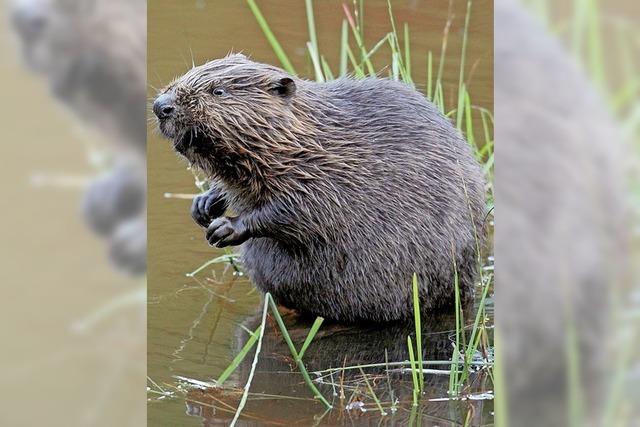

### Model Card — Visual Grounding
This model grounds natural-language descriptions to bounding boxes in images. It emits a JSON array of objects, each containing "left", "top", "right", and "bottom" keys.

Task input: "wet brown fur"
[{"left": 156, "top": 54, "right": 486, "bottom": 323}]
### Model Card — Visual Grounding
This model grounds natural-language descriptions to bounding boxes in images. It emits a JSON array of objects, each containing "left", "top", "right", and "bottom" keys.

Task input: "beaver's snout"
[
  {"left": 11, "top": 0, "right": 48, "bottom": 44},
  {"left": 153, "top": 93, "right": 177, "bottom": 119}
]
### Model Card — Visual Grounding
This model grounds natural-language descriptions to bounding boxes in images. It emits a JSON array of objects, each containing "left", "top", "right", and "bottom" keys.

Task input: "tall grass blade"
[
  {"left": 229, "top": 295, "right": 269, "bottom": 426},
  {"left": 427, "top": 51, "right": 433, "bottom": 100},
  {"left": 359, "top": 33, "right": 392, "bottom": 70},
  {"left": 342, "top": 3, "right": 376, "bottom": 76},
  {"left": 386, "top": 0, "right": 410, "bottom": 83},
  {"left": 483, "top": 152, "right": 495, "bottom": 177},
  {"left": 448, "top": 244, "right": 464, "bottom": 395},
  {"left": 304, "top": 0, "right": 324, "bottom": 82},
  {"left": 457, "top": 0, "right": 472, "bottom": 129},
  {"left": 217, "top": 325, "right": 262, "bottom": 385},
  {"left": 339, "top": 20, "right": 349, "bottom": 76},
  {"left": 448, "top": 346, "right": 461, "bottom": 396},
  {"left": 306, "top": 42, "right": 325, "bottom": 83},
  {"left": 266, "top": 294, "right": 332, "bottom": 409},
  {"left": 408, "top": 404, "right": 419, "bottom": 426},
  {"left": 320, "top": 56, "right": 335, "bottom": 80},
  {"left": 459, "top": 273, "right": 492, "bottom": 386},
  {"left": 404, "top": 23, "right": 412, "bottom": 80},
  {"left": 346, "top": 45, "right": 365, "bottom": 77},
  {"left": 384, "top": 349, "right": 397, "bottom": 413},
  {"left": 458, "top": 0, "right": 472, "bottom": 89},
  {"left": 571, "top": 0, "right": 588, "bottom": 57},
  {"left": 298, "top": 316, "right": 324, "bottom": 359},
  {"left": 247, "top": 0, "right": 297, "bottom": 75},
  {"left": 359, "top": 367, "right": 387, "bottom": 415},
  {"left": 456, "top": 83, "right": 467, "bottom": 130},
  {"left": 434, "top": 83, "right": 445, "bottom": 113},
  {"left": 358, "top": 0, "right": 364, "bottom": 42},
  {"left": 407, "top": 336, "right": 419, "bottom": 406},
  {"left": 480, "top": 109, "right": 493, "bottom": 152},
  {"left": 585, "top": 0, "right": 605, "bottom": 90},
  {"left": 412, "top": 273, "right": 425, "bottom": 392},
  {"left": 464, "top": 88, "right": 476, "bottom": 148},
  {"left": 435, "top": 1, "right": 453, "bottom": 100},
  {"left": 187, "top": 253, "right": 238, "bottom": 277},
  {"left": 391, "top": 52, "right": 400, "bottom": 80}
]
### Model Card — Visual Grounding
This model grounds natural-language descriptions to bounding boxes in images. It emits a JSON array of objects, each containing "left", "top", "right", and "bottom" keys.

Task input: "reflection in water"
[
  {"left": 147, "top": 260, "right": 493, "bottom": 426},
  {"left": 179, "top": 303, "right": 491, "bottom": 426}
]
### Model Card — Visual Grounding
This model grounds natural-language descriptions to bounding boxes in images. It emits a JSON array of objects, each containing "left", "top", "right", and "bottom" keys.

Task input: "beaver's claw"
[
  {"left": 191, "top": 187, "right": 227, "bottom": 228},
  {"left": 206, "top": 216, "right": 249, "bottom": 248}
]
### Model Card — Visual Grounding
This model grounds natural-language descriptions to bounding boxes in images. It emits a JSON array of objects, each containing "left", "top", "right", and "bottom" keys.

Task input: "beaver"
[{"left": 154, "top": 54, "right": 485, "bottom": 323}]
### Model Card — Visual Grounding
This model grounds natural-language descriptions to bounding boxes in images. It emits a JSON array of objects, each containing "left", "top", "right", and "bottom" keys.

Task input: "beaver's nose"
[
  {"left": 153, "top": 94, "right": 176, "bottom": 119},
  {"left": 11, "top": 0, "right": 48, "bottom": 43}
]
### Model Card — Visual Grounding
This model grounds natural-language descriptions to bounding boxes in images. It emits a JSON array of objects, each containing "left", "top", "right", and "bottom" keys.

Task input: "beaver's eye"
[{"left": 212, "top": 88, "right": 226, "bottom": 96}]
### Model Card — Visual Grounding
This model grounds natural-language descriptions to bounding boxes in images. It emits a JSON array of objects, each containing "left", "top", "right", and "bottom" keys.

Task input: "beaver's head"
[{"left": 153, "top": 54, "right": 301, "bottom": 176}]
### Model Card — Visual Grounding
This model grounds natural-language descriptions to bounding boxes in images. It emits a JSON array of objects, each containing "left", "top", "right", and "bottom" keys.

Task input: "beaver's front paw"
[
  {"left": 191, "top": 187, "right": 227, "bottom": 228},
  {"left": 206, "top": 217, "right": 249, "bottom": 248}
]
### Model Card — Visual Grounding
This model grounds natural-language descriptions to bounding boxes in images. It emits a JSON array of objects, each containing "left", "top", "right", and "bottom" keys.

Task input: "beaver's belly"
[{"left": 238, "top": 238, "right": 410, "bottom": 322}]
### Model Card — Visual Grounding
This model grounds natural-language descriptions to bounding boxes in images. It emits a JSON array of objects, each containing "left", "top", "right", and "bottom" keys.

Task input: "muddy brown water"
[{"left": 148, "top": 1, "right": 493, "bottom": 425}]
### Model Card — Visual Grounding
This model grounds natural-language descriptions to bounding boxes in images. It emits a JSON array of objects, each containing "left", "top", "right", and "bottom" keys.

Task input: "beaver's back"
[{"left": 241, "top": 77, "right": 485, "bottom": 322}]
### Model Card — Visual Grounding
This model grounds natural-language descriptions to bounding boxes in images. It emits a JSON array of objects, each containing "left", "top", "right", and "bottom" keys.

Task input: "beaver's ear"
[{"left": 269, "top": 77, "right": 296, "bottom": 98}]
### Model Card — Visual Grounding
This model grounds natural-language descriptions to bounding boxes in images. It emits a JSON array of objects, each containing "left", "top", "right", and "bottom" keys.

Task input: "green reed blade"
[
  {"left": 407, "top": 335, "right": 419, "bottom": 406},
  {"left": 359, "top": 366, "right": 388, "bottom": 415},
  {"left": 298, "top": 316, "right": 324, "bottom": 359},
  {"left": 339, "top": 20, "right": 349, "bottom": 76},
  {"left": 247, "top": 0, "right": 296, "bottom": 75},
  {"left": 217, "top": 325, "right": 262, "bottom": 385},
  {"left": 266, "top": 294, "right": 332, "bottom": 409},
  {"left": 412, "top": 273, "right": 424, "bottom": 392},
  {"left": 305, "top": 0, "right": 324, "bottom": 82},
  {"left": 229, "top": 295, "right": 269, "bottom": 426}
]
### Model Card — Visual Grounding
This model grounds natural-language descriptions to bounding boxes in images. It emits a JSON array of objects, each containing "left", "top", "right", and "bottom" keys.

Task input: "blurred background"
[
  {"left": 1, "top": 0, "right": 145, "bottom": 425},
  {"left": 496, "top": 0, "right": 640, "bottom": 426}
]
